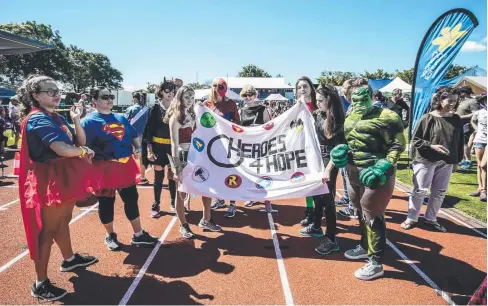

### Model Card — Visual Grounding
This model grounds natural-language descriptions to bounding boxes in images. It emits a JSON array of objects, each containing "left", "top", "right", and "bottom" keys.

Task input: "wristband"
[{"left": 79, "top": 146, "right": 87, "bottom": 157}]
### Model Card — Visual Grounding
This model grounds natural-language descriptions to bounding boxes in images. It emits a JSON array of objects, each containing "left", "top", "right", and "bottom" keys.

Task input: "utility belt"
[{"left": 152, "top": 136, "right": 171, "bottom": 145}]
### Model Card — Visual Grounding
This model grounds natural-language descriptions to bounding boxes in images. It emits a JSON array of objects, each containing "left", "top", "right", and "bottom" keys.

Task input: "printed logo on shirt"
[
  {"left": 263, "top": 122, "right": 274, "bottom": 130},
  {"left": 102, "top": 122, "right": 126, "bottom": 141},
  {"left": 256, "top": 176, "right": 273, "bottom": 190},
  {"left": 193, "top": 166, "right": 209, "bottom": 182},
  {"left": 200, "top": 112, "right": 216, "bottom": 128},
  {"left": 225, "top": 174, "right": 242, "bottom": 188},
  {"left": 193, "top": 137, "right": 205, "bottom": 152},
  {"left": 60, "top": 125, "right": 73, "bottom": 142},
  {"left": 232, "top": 125, "right": 244, "bottom": 133},
  {"left": 290, "top": 172, "right": 305, "bottom": 183}
]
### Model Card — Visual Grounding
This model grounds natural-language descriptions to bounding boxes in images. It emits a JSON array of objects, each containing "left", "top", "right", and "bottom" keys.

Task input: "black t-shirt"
[
  {"left": 240, "top": 105, "right": 266, "bottom": 126},
  {"left": 313, "top": 110, "right": 345, "bottom": 159},
  {"left": 143, "top": 103, "right": 170, "bottom": 143},
  {"left": 411, "top": 113, "right": 464, "bottom": 164}
]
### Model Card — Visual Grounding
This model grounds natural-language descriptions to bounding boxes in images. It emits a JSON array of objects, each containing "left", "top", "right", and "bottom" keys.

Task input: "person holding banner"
[
  {"left": 82, "top": 87, "right": 159, "bottom": 251},
  {"left": 168, "top": 86, "right": 222, "bottom": 238},
  {"left": 299, "top": 84, "right": 345, "bottom": 255},
  {"left": 295, "top": 76, "right": 319, "bottom": 226},
  {"left": 143, "top": 79, "right": 178, "bottom": 217},
  {"left": 204, "top": 78, "right": 242, "bottom": 215},
  {"left": 401, "top": 86, "right": 464, "bottom": 232},
  {"left": 238, "top": 85, "right": 276, "bottom": 213},
  {"left": 331, "top": 84, "right": 405, "bottom": 280},
  {"left": 125, "top": 92, "right": 150, "bottom": 185}
]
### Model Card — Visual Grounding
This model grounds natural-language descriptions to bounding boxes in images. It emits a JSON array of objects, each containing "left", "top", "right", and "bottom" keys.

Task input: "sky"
[{"left": 1, "top": 0, "right": 487, "bottom": 90}]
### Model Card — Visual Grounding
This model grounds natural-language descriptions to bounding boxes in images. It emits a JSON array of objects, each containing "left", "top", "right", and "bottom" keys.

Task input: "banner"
[
  {"left": 409, "top": 8, "right": 478, "bottom": 140},
  {"left": 179, "top": 102, "right": 329, "bottom": 201}
]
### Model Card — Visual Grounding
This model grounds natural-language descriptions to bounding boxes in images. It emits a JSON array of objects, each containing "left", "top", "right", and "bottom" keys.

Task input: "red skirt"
[
  {"left": 24, "top": 157, "right": 98, "bottom": 208},
  {"left": 93, "top": 156, "right": 141, "bottom": 195}
]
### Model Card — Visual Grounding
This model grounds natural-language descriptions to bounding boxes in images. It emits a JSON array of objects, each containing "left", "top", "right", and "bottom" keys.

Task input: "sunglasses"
[
  {"left": 101, "top": 94, "right": 115, "bottom": 100},
  {"left": 38, "top": 89, "right": 60, "bottom": 97},
  {"left": 242, "top": 93, "right": 254, "bottom": 98},
  {"left": 213, "top": 84, "right": 225, "bottom": 90}
]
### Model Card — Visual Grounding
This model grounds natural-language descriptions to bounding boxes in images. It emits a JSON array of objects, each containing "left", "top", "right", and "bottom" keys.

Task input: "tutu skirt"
[{"left": 93, "top": 156, "right": 141, "bottom": 195}]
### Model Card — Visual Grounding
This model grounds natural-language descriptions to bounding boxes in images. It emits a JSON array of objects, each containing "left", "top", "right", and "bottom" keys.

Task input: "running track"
[{"left": 0, "top": 156, "right": 486, "bottom": 305}]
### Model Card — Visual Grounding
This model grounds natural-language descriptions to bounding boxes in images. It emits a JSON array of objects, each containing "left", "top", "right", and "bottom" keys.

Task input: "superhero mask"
[
  {"left": 162, "top": 78, "right": 176, "bottom": 93},
  {"left": 213, "top": 79, "right": 227, "bottom": 98},
  {"left": 351, "top": 87, "right": 372, "bottom": 115}
]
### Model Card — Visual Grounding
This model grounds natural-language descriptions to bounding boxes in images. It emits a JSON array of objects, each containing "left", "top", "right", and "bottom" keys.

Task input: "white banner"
[{"left": 179, "top": 102, "right": 329, "bottom": 200}]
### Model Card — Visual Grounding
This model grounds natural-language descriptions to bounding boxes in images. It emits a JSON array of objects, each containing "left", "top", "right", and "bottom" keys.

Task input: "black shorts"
[{"left": 143, "top": 142, "right": 171, "bottom": 167}]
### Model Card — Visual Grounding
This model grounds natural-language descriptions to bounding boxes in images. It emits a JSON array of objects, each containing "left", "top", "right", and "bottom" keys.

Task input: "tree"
[
  {"left": 395, "top": 68, "right": 414, "bottom": 84},
  {"left": 0, "top": 21, "right": 71, "bottom": 88},
  {"left": 146, "top": 83, "right": 157, "bottom": 93},
  {"left": 276, "top": 74, "right": 283, "bottom": 78},
  {"left": 187, "top": 82, "right": 208, "bottom": 89},
  {"left": 444, "top": 64, "right": 468, "bottom": 80},
  {"left": 237, "top": 64, "right": 271, "bottom": 77},
  {"left": 361, "top": 69, "right": 394, "bottom": 80},
  {"left": 316, "top": 71, "right": 357, "bottom": 86}
]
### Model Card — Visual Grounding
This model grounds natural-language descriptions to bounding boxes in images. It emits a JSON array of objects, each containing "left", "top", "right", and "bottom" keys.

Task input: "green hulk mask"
[{"left": 350, "top": 87, "right": 372, "bottom": 115}]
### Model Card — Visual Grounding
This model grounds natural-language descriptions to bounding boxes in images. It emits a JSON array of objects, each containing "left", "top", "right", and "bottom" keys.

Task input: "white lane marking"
[
  {"left": 0, "top": 203, "right": 99, "bottom": 273},
  {"left": 0, "top": 199, "right": 19, "bottom": 210},
  {"left": 336, "top": 191, "right": 454, "bottom": 305},
  {"left": 394, "top": 185, "right": 487, "bottom": 239},
  {"left": 118, "top": 216, "right": 177, "bottom": 305},
  {"left": 267, "top": 212, "right": 294, "bottom": 306}
]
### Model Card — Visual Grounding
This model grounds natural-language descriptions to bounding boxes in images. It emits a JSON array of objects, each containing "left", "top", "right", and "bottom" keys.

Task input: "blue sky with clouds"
[{"left": 2, "top": 0, "right": 487, "bottom": 89}]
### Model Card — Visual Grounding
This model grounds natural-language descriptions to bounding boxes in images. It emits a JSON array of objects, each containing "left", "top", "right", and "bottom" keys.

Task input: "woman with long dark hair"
[
  {"left": 295, "top": 76, "right": 318, "bottom": 226},
  {"left": 300, "top": 84, "right": 345, "bottom": 255}
]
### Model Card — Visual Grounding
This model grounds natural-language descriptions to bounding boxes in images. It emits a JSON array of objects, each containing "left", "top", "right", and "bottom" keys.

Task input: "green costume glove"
[
  {"left": 359, "top": 159, "right": 393, "bottom": 188},
  {"left": 330, "top": 144, "right": 350, "bottom": 168}
]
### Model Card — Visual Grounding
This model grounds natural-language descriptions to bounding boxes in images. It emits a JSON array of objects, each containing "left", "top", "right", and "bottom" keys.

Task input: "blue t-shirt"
[
  {"left": 124, "top": 104, "right": 149, "bottom": 136},
  {"left": 26, "top": 112, "right": 75, "bottom": 162},
  {"left": 82, "top": 112, "right": 138, "bottom": 160}
]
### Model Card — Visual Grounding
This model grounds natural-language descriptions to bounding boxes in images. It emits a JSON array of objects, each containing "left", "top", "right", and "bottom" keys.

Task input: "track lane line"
[{"left": 0, "top": 199, "right": 19, "bottom": 210}]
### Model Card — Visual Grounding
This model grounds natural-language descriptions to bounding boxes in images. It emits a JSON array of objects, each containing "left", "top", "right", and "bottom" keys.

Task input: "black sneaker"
[
  {"left": 198, "top": 219, "right": 222, "bottom": 232},
  {"left": 300, "top": 208, "right": 314, "bottom": 227},
  {"left": 60, "top": 253, "right": 98, "bottom": 272},
  {"left": 105, "top": 232, "right": 121, "bottom": 251},
  {"left": 299, "top": 224, "right": 324, "bottom": 237},
  {"left": 31, "top": 279, "right": 68, "bottom": 301},
  {"left": 338, "top": 207, "right": 358, "bottom": 219},
  {"left": 334, "top": 196, "right": 350, "bottom": 206},
  {"left": 138, "top": 177, "right": 150, "bottom": 185},
  {"left": 131, "top": 230, "right": 159, "bottom": 247},
  {"left": 210, "top": 199, "right": 226, "bottom": 210},
  {"left": 151, "top": 202, "right": 160, "bottom": 218},
  {"left": 180, "top": 223, "right": 195, "bottom": 239}
]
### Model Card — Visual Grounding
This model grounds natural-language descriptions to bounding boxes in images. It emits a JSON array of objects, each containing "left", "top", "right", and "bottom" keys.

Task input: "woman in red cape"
[{"left": 17, "top": 75, "right": 98, "bottom": 301}]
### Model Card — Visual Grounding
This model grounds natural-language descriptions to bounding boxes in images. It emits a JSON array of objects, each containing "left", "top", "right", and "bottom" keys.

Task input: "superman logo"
[
  {"left": 60, "top": 125, "right": 73, "bottom": 142},
  {"left": 232, "top": 125, "right": 244, "bottom": 133},
  {"left": 102, "top": 122, "right": 125, "bottom": 141}
]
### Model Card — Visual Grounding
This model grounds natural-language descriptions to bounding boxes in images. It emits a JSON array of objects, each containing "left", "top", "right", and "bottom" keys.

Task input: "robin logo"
[
  {"left": 60, "top": 125, "right": 73, "bottom": 142},
  {"left": 225, "top": 174, "right": 242, "bottom": 188},
  {"left": 102, "top": 123, "right": 126, "bottom": 140},
  {"left": 263, "top": 122, "right": 274, "bottom": 130},
  {"left": 193, "top": 137, "right": 205, "bottom": 152},
  {"left": 232, "top": 125, "right": 244, "bottom": 133}
]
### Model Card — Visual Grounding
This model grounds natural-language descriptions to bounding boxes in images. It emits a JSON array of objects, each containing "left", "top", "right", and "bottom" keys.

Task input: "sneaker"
[
  {"left": 60, "top": 253, "right": 98, "bottom": 272},
  {"left": 210, "top": 199, "right": 226, "bottom": 210},
  {"left": 354, "top": 258, "right": 384, "bottom": 280},
  {"left": 344, "top": 244, "right": 368, "bottom": 260},
  {"left": 470, "top": 190, "right": 481, "bottom": 197},
  {"left": 180, "top": 223, "right": 195, "bottom": 239},
  {"left": 31, "top": 279, "right": 68, "bottom": 301},
  {"left": 424, "top": 220, "right": 447, "bottom": 233},
  {"left": 338, "top": 207, "right": 359, "bottom": 219},
  {"left": 105, "top": 232, "right": 121, "bottom": 251},
  {"left": 151, "top": 210, "right": 160, "bottom": 219},
  {"left": 131, "top": 230, "right": 159, "bottom": 246},
  {"left": 138, "top": 177, "right": 150, "bottom": 185},
  {"left": 170, "top": 199, "right": 176, "bottom": 211},
  {"left": 334, "top": 196, "right": 350, "bottom": 206},
  {"left": 460, "top": 160, "right": 473, "bottom": 170},
  {"left": 480, "top": 191, "right": 487, "bottom": 202},
  {"left": 198, "top": 219, "right": 222, "bottom": 232},
  {"left": 300, "top": 208, "right": 314, "bottom": 227},
  {"left": 299, "top": 224, "right": 324, "bottom": 237},
  {"left": 224, "top": 205, "right": 236, "bottom": 218},
  {"left": 244, "top": 200, "right": 256, "bottom": 207},
  {"left": 315, "top": 237, "right": 340, "bottom": 255}
]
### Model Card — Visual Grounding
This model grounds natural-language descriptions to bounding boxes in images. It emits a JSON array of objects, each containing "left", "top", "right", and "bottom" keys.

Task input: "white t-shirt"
[{"left": 473, "top": 108, "right": 487, "bottom": 144}]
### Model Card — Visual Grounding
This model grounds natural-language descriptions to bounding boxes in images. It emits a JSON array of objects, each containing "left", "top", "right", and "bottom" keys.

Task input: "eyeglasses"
[
  {"left": 213, "top": 84, "right": 225, "bottom": 90},
  {"left": 37, "top": 89, "right": 60, "bottom": 97},
  {"left": 101, "top": 94, "right": 115, "bottom": 100}
]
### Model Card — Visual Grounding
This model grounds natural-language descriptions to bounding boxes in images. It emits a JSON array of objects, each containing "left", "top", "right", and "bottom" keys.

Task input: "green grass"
[{"left": 396, "top": 152, "right": 487, "bottom": 222}]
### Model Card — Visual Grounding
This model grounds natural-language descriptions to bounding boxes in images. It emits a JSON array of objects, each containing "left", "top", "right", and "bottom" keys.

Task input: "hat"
[{"left": 240, "top": 85, "right": 256, "bottom": 97}]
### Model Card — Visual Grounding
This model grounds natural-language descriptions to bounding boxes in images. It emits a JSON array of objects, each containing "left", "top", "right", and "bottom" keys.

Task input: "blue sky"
[{"left": 2, "top": 0, "right": 487, "bottom": 90}]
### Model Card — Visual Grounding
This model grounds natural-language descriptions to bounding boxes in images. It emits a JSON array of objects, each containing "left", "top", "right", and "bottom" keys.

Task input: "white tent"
[
  {"left": 264, "top": 93, "right": 289, "bottom": 101},
  {"left": 379, "top": 77, "right": 411, "bottom": 93},
  {"left": 193, "top": 89, "right": 244, "bottom": 102}
]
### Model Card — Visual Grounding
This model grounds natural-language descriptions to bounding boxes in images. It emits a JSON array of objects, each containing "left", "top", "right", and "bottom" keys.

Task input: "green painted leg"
[{"left": 306, "top": 196, "right": 314, "bottom": 208}]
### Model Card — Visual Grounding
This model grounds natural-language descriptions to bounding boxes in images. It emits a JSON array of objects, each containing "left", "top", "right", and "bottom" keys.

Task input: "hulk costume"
[{"left": 331, "top": 87, "right": 405, "bottom": 264}]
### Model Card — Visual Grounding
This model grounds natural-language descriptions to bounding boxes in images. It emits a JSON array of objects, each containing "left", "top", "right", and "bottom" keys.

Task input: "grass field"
[{"left": 396, "top": 152, "right": 487, "bottom": 222}]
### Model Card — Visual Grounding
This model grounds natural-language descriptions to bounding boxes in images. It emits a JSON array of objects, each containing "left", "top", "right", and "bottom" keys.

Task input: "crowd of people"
[{"left": 5, "top": 73, "right": 486, "bottom": 302}]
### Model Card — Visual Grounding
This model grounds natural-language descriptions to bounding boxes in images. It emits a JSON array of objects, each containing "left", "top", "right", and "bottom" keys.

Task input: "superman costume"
[
  {"left": 19, "top": 108, "right": 96, "bottom": 260},
  {"left": 81, "top": 112, "right": 140, "bottom": 192}
]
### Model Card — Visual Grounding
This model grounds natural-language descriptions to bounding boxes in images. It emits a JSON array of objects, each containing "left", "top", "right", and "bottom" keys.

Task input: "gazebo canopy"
[
  {"left": 0, "top": 29, "right": 55, "bottom": 55},
  {"left": 264, "top": 93, "right": 289, "bottom": 101}
]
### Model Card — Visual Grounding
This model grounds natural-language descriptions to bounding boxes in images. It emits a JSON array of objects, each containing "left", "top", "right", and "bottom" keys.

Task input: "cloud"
[{"left": 461, "top": 40, "right": 487, "bottom": 52}]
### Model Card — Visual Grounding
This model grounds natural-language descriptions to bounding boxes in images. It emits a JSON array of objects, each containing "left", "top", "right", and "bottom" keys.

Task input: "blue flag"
[{"left": 409, "top": 8, "right": 479, "bottom": 140}]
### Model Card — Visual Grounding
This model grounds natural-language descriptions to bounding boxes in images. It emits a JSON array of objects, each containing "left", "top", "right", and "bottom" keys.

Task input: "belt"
[{"left": 152, "top": 136, "right": 171, "bottom": 144}]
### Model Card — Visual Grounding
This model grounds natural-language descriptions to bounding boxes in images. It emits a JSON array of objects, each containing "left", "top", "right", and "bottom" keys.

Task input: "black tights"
[
  {"left": 312, "top": 164, "right": 338, "bottom": 241},
  {"left": 152, "top": 168, "right": 176, "bottom": 210},
  {"left": 98, "top": 185, "right": 140, "bottom": 224}
]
